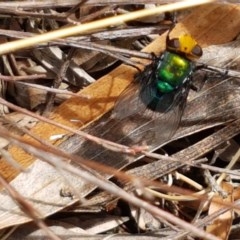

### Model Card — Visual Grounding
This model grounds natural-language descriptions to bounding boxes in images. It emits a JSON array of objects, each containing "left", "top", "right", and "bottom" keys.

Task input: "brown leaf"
[{"left": 206, "top": 182, "right": 234, "bottom": 240}]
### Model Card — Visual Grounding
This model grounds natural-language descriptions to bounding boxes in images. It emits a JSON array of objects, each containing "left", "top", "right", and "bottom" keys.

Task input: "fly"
[
  {"left": 78, "top": 29, "right": 205, "bottom": 167},
  {"left": 111, "top": 30, "right": 203, "bottom": 148}
]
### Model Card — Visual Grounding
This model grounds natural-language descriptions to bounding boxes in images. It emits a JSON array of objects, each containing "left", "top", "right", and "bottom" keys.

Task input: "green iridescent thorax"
[{"left": 157, "top": 51, "right": 193, "bottom": 93}]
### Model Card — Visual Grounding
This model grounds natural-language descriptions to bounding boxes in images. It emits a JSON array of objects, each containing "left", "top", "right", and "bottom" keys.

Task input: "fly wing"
[
  {"left": 112, "top": 82, "right": 145, "bottom": 120},
  {"left": 148, "top": 83, "right": 190, "bottom": 149},
  {"left": 118, "top": 82, "right": 190, "bottom": 149},
  {"left": 112, "top": 60, "right": 159, "bottom": 120}
]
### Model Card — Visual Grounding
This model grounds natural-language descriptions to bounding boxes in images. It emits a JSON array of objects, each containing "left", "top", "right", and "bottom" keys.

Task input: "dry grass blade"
[{"left": 0, "top": 0, "right": 215, "bottom": 55}]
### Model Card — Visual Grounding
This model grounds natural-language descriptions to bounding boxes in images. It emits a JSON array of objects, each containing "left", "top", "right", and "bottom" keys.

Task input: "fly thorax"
[{"left": 156, "top": 52, "right": 192, "bottom": 93}]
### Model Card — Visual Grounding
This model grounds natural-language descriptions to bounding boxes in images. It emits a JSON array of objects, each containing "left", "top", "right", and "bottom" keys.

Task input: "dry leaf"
[{"left": 206, "top": 182, "right": 234, "bottom": 240}]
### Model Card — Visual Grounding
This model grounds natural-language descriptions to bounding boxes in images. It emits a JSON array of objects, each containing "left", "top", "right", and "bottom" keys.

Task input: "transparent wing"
[
  {"left": 118, "top": 82, "right": 190, "bottom": 149},
  {"left": 112, "top": 82, "right": 146, "bottom": 120},
  {"left": 112, "top": 60, "right": 159, "bottom": 120}
]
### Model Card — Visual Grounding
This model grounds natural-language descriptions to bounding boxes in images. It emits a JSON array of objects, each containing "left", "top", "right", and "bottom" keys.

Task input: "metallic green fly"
[
  {"left": 77, "top": 30, "right": 204, "bottom": 167},
  {"left": 110, "top": 31, "right": 203, "bottom": 149}
]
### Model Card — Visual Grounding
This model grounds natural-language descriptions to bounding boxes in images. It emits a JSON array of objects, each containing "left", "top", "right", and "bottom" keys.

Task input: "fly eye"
[
  {"left": 167, "top": 38, "right": 180, "bottom": 50},
  {"left": 191, "top": 45, "right": 203, "bottom": 57}
]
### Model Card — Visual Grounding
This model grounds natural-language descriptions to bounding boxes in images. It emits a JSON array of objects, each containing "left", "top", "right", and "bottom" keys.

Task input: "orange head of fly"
[{"left": 166, "top": 34, "right": 203, "bottom": 60}]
